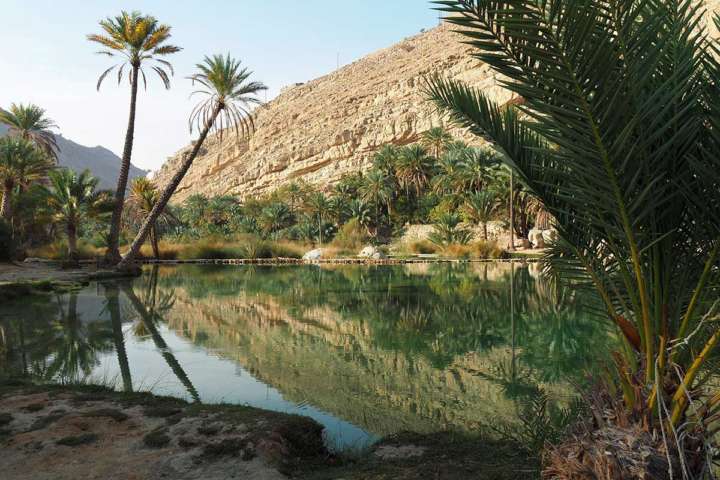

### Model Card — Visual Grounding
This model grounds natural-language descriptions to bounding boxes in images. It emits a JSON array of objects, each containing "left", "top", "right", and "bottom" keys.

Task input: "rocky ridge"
[{"left": 153, "top": 24, "right": 513, "bottom": 202}]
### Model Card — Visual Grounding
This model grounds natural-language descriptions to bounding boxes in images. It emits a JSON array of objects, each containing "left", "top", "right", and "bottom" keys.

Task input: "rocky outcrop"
[{"left": 153, "top": 24, "right": 514, "bottom": 202}]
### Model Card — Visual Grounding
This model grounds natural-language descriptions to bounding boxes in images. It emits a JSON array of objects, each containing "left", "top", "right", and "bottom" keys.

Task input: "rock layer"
[{"left": 153, "top": 24, "right": 513, "bottom": 202}]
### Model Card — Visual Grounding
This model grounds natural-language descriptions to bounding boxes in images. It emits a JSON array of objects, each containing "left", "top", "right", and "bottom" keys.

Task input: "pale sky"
[{"left": 0, "top": 1, "right": 440, "bottom": 172}]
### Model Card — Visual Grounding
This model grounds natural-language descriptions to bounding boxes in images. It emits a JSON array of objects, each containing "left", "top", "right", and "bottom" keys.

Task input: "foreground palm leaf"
[
  {"left": 118, "top": 55, "right": 267, "bottom": 268},
  {"left": 426, "top": 0, "right": 720, "bottom": 475},
  {"left": 88, "top": 11, "right": 181, "bottom": 264}
]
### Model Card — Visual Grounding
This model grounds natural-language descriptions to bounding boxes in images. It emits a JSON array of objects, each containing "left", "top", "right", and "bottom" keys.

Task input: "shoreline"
[{"left": 0, "top": 379, "right": 536, "bottom": 480}]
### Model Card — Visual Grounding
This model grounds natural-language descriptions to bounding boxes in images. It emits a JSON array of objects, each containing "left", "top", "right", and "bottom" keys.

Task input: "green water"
[{"left": 0, "top": 263, "right": 613, "bottom": 450}]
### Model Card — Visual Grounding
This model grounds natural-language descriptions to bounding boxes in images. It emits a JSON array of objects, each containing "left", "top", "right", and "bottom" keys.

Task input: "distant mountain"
[{"left": 0, "top": 124, "right": 147, "bottom": 190}]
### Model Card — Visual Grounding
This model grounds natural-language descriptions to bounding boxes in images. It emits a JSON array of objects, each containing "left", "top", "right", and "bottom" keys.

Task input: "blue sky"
[{"left": 0, "top": 1, "right": 441, "bottom": 171}]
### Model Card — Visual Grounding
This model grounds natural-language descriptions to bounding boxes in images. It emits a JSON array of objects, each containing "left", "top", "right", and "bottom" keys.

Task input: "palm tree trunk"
[
  {"left": 483, "top": 223, "right": 488, "bottom": 241},
  {"left": 106, "top": 283, "right": 133, "bottom": 393},
  {"left": 118, "top": 103, "right": 223, "bottom": 269},
  {"left": 150, "top": 224, "right": 160, "bottom": 259},
  {"left": 1, "top": 183, "right": 13, "bottom": 220},
  {"left": 67, "top": 222, "right": 79, "bottom": 266},
  {"left": 105, "top": 65, "right": 140, "bottom": 266}
]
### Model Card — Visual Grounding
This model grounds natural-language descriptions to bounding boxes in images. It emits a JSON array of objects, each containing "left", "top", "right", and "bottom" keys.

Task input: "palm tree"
[
  {"left": 44, "top": 169, "right": 111, "bottom": 265},
  {"left": 0, "top": 137, "right": 54, "bottom": 220},
  {"left": 459, "top": 147, "right": 500, "bottom": 193},
  {"left": 359, "top": 169, "right": 393, "bottom": 237},
  {"left": 395, "top": 144, "right": 434, "bottom": 197},
  {"left": 427, "top": 0, "right": 720, "bottom": 474},
  {"left": 371, "top": 144, "right": 400, "bottom": 177},
  {"left": 0, "top": 103, "right": 59, "bottom": 160},
  {"left": 462, "top": 191, "right": 498, "bottom": 240},
  {"left": 126, "top": 177, "right": 168, "bottom": 258},
  {"left": 259, "top": 202, "right": 291, "bottom": 238},
  {"left": 118, "top": 54, "right": 267, "bottom": 269},
  {"left": 306, "top": 192, "right": 331, "bottom": 245},
  {"left": 421, "top": 126, "right": 453, "bottom": 158},
  {"left": 431, "top": 150, "right": 464, "bottom": 201},
  {"left": 88, "top": 11, "right": 181, "bottom": 265}
]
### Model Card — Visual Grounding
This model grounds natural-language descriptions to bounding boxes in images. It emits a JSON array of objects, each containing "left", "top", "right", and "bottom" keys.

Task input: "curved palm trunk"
[
  {"left": 105, "top": 66, "right": 140, "bottom": 266},
  {"left": 118, "top": 103, "right": 222, "bottom": 269},
  {"left": 1, "top": 182, "right": 13, "bottom": 220}
]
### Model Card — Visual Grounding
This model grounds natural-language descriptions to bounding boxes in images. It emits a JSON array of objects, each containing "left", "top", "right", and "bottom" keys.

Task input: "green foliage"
[
  {"left": 428, "top": 0, "right": 720, "bottom": 440},
  {"left": 428, "top": 213, "right": 473, "bottom": 247},
  {"left": 331, "top": 218, "right": 368, "bottom": 251}
]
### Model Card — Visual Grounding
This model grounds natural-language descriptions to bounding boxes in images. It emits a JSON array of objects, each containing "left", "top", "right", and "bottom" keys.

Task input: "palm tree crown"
[
  {"left": 0, "top": 103, "right": 59, "bottom": 160},
  {"left": 87, "top": 11, "right": 181, "bottom": 90},
  {"left": 188, "top": 54, "right": 268, "bottom": 139},
  {"left": 0, "top": 137, "right": 54, "bottom": 219}
]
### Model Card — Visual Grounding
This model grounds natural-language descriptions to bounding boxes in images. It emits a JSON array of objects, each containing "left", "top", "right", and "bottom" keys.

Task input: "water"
[{"left": 0, "top": 263, "right": 613, "bottom": 450}]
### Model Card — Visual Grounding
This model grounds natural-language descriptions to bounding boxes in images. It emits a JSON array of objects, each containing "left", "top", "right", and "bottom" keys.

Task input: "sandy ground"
[{"left": 0, "top": 385, "right": 327, "bottom": 480}]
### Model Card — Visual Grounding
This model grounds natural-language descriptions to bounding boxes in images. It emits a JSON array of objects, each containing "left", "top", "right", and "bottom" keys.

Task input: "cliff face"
[
  {"left": 153, "top": 24, "right": 512, "bottom": 202},
  {"left": 154, "top": 3, "right": 720, "bottom": 203}
]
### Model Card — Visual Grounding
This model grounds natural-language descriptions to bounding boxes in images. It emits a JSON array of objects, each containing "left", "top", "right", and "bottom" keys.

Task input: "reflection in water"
[{"left": 0, "top": 263, "right": 613, "bottom": 450}]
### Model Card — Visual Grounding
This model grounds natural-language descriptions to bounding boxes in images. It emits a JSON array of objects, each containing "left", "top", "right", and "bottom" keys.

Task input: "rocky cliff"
[
  {"left": 154, "top": 3, "right": 720, "bottom": 203},
  {"left": 153, "top": 24, "right": 513, "bottom": 202}
]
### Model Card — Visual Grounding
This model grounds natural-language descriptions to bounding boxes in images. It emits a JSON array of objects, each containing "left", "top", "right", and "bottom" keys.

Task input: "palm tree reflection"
[{"left": 121, "top": 267, "right": 200, "bottom": 403}]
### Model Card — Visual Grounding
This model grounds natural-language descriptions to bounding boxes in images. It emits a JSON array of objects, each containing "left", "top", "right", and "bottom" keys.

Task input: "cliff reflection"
[{"left": 135, "top": 263, "right": 612, "bottom": 437}]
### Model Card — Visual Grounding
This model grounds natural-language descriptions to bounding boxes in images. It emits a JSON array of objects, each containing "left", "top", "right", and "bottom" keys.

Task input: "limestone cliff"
[
  {"left": 154, "top": 2, "right": 720, "bottom": 202},
  {"left": 153, "top": 24, "right": 512, "bottom": 202}
]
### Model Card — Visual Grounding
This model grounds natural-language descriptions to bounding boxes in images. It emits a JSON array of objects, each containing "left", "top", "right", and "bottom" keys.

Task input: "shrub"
[
  {"left": 428, "top": 213, "right": 473, "bottom": 247},
  {"left": 441, "top": 240, "right": 508, "bottom": 260},
  {"left": 331, "top": 218, "right": 367, "bottom": 251},
  {"left": 176, "top": 239, "right": 244, "bottom": 260},
  {"left": 0, "top": 220, "right": 15, "bottom": 261},
  {"left": 404, "top": 239, "right": 439, "bottom": 255}
]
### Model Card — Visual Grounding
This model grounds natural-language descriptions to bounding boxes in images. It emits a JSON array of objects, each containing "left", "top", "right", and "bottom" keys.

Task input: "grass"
[
  {"left": 26, "top": 239, "right": 102, "bottom": 261},
  {"left": 393, "top": 239, "right": 508, "bottom": 259}
]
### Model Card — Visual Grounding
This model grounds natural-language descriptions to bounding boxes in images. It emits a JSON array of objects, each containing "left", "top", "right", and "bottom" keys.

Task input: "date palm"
[
  {"left": 126, "top": 177, "right": 167, "bottom": 258},
  {"left": 306, "top": 192, "right": 331, "bottom": 245},
  {"left": 359, "top": 169, "right": 393, "bottom": 236},
  {"left": 427, "top": 0, "right": 720, "bottom": 474},
  {"left": 88, "top": 11, "right": 181, "bottom": 265},
  {"left": 0, "top": 137, "right": 54, "bottom": 220},
  {"left": 421, "top": 126, "right": 453, "bottom": 158},
  {"left": 118, "top": 54, "right": 267, "bottom": 269},
  {"left": 0, "top": 103, "right": 59, "bottom": 160},
  {"left": 395, "top": 144, "right": 435, "bottom": 197},
  {"left": 462, "top": 191, "right": 498, "bottom": 240},
  {"left": 44, "top": 169, "right": 112, "bottom": 265}
]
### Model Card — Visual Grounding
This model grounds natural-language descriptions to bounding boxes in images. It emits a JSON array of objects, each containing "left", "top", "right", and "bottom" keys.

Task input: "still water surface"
[{"left": 0, "top": 264, "right": 613, "bottom": 450}]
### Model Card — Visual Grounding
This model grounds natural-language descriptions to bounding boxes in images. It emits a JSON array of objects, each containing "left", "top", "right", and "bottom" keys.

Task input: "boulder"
[
  {"left": 358, "top": 246, "right": 377, "bottom": 258},
  {"left": 302, "top": 249, "right": 323, "bottom": 261},
  {"left": 371, "top": 251, "right": 387, "bottom": 260},
  {"left": 528, "top": 229, "right": 546, "bottom": 249}
]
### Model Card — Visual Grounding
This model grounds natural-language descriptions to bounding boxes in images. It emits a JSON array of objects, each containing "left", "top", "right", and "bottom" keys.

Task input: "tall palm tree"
[
  {"left": 395, "top": 144, "right": 435, "bottom": 197},
  {"left": 44, "top": 169, "right": 111, "bottom": 265},
  {"left": 371, "top": 144, "right": 400, "bottom": 177},
  {"left": 88, "top": 11, "right": 181, "bottom": 265},
  {"left": 118, "top": 54, "right": 267, "bottom": 269},
  {"left": 0, "top": 137, "right": 54, "bottom": 220},
  {"left": 459, "top": 147, "right": 500, "bottom": 193},
  {"left": 0, "top": 103, "right": 59, "bottom": 160},
  {"left": 462, "top": 191, "right": 498, "bottom": 240},
  {"left": 421, "top": 126, "right": 453, "bottom": 158},
  {"left": 306, "top": 192, "right": 331, "bottom": 245},
  {"left": 359, "top": 169, "right": 393, "bottom": 237},
  {"left": 427, "top": 0, "right": 720, "bottom": 474}
]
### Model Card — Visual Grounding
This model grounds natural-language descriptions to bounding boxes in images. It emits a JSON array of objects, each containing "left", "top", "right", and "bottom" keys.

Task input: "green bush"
[
  {"left": 331, "top": 218, "right": 367, "bottom": 251},
  {"left": 0, "top": 220, "right": 15, "bottom": 261}
]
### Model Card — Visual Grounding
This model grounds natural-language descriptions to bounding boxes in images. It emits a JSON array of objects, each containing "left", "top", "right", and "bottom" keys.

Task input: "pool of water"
[{"left": 0, "top": 263, "right": 613, "bottom": 450}]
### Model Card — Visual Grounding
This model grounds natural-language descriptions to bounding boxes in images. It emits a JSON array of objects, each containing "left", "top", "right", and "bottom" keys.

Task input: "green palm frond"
[
  {"left": 87, "top": 10, "right": 181, "bottom": 91},
  {"left": 427, "top": 0, "right": 720, "bottom": 426}
]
